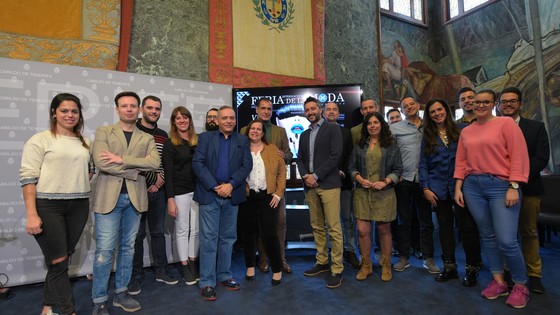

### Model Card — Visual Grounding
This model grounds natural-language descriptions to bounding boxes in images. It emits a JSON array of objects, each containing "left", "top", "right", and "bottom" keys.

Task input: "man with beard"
[
  {"left": 498, "top": 86, "right": 550, "bottom": 294},
  {"left": 456, "top": 87, "right": 477, "bottom": 124},
  {"left": 298, "top": 97, "right": 344, "bottom": 288},
  {"left": 205, "top": 108, "right": 219, "bottom": 131},
  {"left": 128, "top": 96, "right": 178, "bottom": 296}
]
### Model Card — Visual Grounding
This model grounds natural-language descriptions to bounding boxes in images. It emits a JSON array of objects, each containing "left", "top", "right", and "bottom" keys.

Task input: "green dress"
[{"left": 353, "top": 144, "right": 397, "bottom": 222}]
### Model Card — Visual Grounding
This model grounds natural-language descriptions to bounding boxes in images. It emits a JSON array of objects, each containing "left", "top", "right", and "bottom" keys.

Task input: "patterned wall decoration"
[
  {"left": 209, "top": 0, "right": 325, "bottom": 87},
  {"left": 0, "top": 0, "right": 123, "bottom": 70}
]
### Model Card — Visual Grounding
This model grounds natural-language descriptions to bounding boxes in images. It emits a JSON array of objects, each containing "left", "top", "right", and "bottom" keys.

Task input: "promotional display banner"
[{"left": 0, "top": 57, "right": 231, "bottom": 286}]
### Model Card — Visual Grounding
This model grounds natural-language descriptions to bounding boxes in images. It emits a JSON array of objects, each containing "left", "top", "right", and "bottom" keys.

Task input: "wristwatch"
[{"left": 509, "top": 182, "right": 519, "bottom": 190}]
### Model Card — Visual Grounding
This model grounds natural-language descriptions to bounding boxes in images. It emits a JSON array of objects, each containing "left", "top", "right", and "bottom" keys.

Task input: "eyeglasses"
[
  {"left": 206, "top": 115, "right": 217, "bottom": 120},
  {"left": 499, "top": 99, "right": 519, "bottom": 105},
  {"left": 473, "top": 100, "right": 495, "bottom": 107}
]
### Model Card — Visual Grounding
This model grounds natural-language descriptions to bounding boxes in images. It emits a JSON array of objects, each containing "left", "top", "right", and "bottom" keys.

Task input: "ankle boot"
[
  {"left": 380, "top": 255, "right": 392, "bottom": 282},
  {"left": 435, "top": 261, "right": 458, "bottom": 282},
  {"left": 356, "top": 256, "right": 373, "bottom": 281},
  {"left": 463, "top": 264, "right": 479, "bottom": 287}
]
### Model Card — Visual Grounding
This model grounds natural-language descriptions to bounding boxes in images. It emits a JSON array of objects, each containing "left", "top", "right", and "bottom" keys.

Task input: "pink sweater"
[{"left": 454, "top": 117, "right": 529, "bottom": 183}]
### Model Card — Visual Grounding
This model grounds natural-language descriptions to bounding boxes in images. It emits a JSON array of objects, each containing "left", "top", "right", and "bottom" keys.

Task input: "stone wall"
[{"left": 127, "top": 0, "right": 380, "bottom": 101}]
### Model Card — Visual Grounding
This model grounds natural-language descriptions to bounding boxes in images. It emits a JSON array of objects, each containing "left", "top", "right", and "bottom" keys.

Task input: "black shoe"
[
  {"left": 219, "top": 278, "right": 241, "bottom": 291},
  {"left": 303, "top": 263, "right": 330, "bottom": 276},
  {"left": 128, "top": 279, "right": 141, "bottom": 295},
  {"left": 413, "top": 250, "right": 423, "bottom": 260},
  {"left": 326, "top": 273, "right": 342, "bottom": 289},
  {"left": 528, "top": 276, "right": 545, "bottom": 294},
  {"left": 462, "top": 264, "right": 478, "bottom": 287},
  {"left": 435, "top": 262, "right": 458, "bottom": 282},
  {"left": 345, "top": 251, "right": 361, "bottom": 269},
  {"left": 245, "top": 275, "right": 256, "bottom": 282},
  {"left": 201, "top": 286, "right": 217, "bottom": 301},
  {"left": 271, "top": 278, "right": 282, "bottom": 286}
]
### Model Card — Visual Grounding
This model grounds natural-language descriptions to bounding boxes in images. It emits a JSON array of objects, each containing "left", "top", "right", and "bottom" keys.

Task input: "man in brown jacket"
[{"left": 91, "top": 91, "right": 160, "bottom": 315}]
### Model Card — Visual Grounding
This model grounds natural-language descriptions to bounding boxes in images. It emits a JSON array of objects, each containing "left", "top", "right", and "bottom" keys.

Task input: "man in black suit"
[
  {"left": 499, "top": 87, "right": 550, "bottom": 294},
  {"left": 297, "top": 97, "right": 344, "bottom": 288},
  {"left": 323, "top": 102, "right": 359, "bottom": 269}
]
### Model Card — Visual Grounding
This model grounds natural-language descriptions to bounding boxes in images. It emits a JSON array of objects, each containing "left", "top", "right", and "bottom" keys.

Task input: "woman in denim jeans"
[
  {"left": 20, "top": 93, "right": 93, "bottom": 315},
  {"left": 454, "top": 89, "right": 530, "bottom": 308}
]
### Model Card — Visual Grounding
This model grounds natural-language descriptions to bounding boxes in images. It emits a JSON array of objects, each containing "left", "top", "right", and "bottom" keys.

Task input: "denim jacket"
[
  {"left": 418, "top": 137, "right": 457, "bottom": 200},
  {"left": 348, "top": 141, "right": 403, "bottom": 189}
]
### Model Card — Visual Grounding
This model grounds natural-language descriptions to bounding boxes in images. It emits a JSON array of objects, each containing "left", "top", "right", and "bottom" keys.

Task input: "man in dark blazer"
[
  {"left": 324, "top": 101, "right": 360, "bottom": 269},
  {"left": 499, "top": 87, "right": 550, "bottom": 294},
  {"left": 193, "top": 106, "right": 252, "bottom": 301},
  {"left": 297, "top": 97, "right": 344, "bottom": 288}
]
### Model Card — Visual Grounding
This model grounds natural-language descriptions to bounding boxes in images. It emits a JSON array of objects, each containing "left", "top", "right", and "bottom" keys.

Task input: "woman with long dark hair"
[
  {"left": 348, "top": 112, "right": 402, "bottom": 282},
  {"left": 419, "top": 98, "right": 481, "bottom": 284},
  {"left": 20, "top": 93, "right": 93, "bottom": 315},
  {"left": 163, "top": 106, "right": 199, "bottom": 285}
]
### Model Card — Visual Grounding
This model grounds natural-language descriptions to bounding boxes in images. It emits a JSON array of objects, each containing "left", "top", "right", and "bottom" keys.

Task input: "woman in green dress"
[{"left": 348, "top": 112, "right": 402, "bottom": 282}]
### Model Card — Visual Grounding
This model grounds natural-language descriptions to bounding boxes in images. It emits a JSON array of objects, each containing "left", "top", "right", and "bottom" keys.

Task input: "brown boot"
[
  {"left": 356, "top": 256, "right": 373, "bottom": 281},
  {"left": 381, "top": 255, "right": 392, "bottom": 282}
]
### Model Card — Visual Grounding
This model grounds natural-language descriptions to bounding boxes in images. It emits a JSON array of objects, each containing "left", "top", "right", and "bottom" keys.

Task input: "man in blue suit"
[
  {"left": 499, "top": 87, "right": 550, "bottom": 294},
  {"left": 193, "top": 106, "right": 252, "bottom": 301}
]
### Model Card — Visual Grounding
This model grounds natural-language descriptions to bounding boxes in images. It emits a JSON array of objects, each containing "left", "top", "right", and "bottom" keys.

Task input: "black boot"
[
  {"left": 462, "top": 264, "right": 479, "bottom": 287},
  {"left": 435, "top": 261, "right": 458, "bottom": 282}
]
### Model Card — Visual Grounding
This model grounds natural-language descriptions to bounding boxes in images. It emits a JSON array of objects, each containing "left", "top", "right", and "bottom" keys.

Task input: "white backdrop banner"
[{"left": 0, "top": 57, "right": 232, "bottom": 286}]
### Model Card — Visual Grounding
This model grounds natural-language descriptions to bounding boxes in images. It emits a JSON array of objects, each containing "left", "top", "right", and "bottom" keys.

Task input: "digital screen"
[{"left": 234, "top": 84, "right": 362, "bottom": 159}]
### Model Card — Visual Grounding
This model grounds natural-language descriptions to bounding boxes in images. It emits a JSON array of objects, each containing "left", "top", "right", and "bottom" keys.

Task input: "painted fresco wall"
[{"left": 380, "top": 0, "right": 559, "bottom": 172}]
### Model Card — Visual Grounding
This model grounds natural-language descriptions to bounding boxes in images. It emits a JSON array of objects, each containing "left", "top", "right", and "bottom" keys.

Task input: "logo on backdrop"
[{"left": 254, "top": 0, "right": 294, "bottom": 32}]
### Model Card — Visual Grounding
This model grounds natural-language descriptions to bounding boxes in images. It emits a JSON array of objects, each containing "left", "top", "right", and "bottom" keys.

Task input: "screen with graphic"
[{"left": 234, "top": 84, "right": 362, "bottom": 159}]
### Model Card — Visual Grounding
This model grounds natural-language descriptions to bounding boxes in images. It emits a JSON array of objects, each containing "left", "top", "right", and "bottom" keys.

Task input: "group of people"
[{"left": 20, "top": 85, "right": 549, "bottom": 314}]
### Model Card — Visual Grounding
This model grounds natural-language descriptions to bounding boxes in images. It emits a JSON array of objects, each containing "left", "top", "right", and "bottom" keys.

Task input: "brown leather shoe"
[
  {"left": 282, "top": 260, "right": 292, "bottom": 273},
  {"left": 259, "top": 258, "right": 270, "bottom": 273}
]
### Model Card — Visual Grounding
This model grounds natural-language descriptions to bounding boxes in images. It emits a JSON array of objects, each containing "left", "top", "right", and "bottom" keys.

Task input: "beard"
[{"left": 205, "top": 121, "right": 219, "bottom": 131}]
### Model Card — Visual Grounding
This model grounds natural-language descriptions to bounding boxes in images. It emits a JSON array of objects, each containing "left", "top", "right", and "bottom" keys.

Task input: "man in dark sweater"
[{"left": 129, "top": 95, "right": 178, "bottom": 295}]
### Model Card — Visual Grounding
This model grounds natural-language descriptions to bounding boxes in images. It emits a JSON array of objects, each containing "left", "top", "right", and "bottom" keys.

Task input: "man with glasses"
[
  {"left": 205, "top": 108, "right": 219, "bottom": 131},
  {"left": 498, "top": 87, "right": 550, "bottom": 294}
]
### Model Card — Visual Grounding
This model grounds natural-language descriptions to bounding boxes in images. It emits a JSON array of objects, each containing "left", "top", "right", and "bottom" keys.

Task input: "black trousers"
[
  {"left": 395, "top": 180, "right": 435, "bottom": 259},
  {"left": 34, "top": 198, "right": 89, "bottom": 315},
  {"left": 238, "top": 190, "right": 282, "bottom": 273}
]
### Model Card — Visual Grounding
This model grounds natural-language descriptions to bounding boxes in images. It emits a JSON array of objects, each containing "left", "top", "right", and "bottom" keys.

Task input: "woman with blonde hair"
[{"left": 163, "top": 106, "right": 199, "bottom": 285}]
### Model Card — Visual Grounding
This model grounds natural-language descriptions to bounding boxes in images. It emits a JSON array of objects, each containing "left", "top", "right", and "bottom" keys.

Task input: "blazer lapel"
[
  {"left": 314, "top": 123, "right": 327, "bottom": 152},
  {"left": 111, "top": 123, "right": 128, "bottom": 152}
]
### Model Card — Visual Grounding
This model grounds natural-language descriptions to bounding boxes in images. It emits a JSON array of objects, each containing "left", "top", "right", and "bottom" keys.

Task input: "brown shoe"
[
  {"left": 282, "top": 260, "right": 292, "bottom": 273},
  {"left": 259, "top": 258, "right": 270, "bottom": 273},
  {"left": 356, "top": 256, "right": 372, "bottom": 281},
  {"left": 381, "top": 255, "right": 392, "bottom": 281}
]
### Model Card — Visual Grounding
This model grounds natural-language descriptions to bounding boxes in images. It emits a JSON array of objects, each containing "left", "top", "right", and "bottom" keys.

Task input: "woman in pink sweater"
[{"left": 454, "top": 89, "right": 530, "bottom": 309}]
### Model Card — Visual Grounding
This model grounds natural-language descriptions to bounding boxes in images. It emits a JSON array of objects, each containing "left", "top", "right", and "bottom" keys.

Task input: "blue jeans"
[
  {"left": 132, "top": 189, "right": 168, "bottom": 279},
  {"left": 198, "top": 196, "right": 238, "bottom": 288},
  {"left": 92, "top": 194, "right": 142, "bottom": 304},
  {"left": 463, "top": 174, "right": 527, "bottom": 284}
]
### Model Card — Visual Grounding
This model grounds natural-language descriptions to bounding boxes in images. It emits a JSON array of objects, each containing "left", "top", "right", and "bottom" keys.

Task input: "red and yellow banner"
[{"left": 209, "top": 0, "right": 325, "bottom": 87}]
